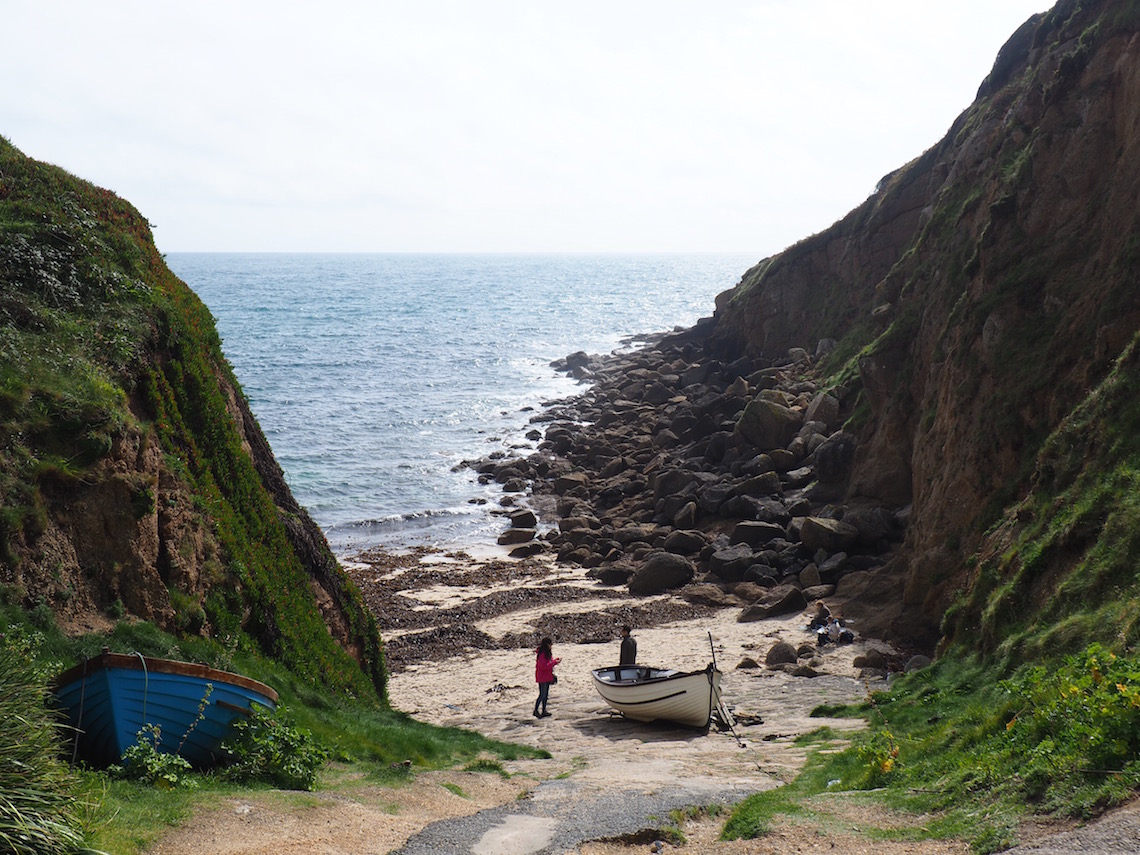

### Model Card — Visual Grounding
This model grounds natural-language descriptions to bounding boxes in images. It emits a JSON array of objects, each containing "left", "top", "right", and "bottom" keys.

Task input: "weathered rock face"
[{"left": 705, "top": 1, "right": 1140, "bottom": 643}]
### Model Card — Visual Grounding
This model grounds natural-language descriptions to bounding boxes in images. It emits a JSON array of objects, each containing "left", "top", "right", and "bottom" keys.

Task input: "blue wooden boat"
[{"left": 53, "top": 650, "right": 278, "bottom": 769}]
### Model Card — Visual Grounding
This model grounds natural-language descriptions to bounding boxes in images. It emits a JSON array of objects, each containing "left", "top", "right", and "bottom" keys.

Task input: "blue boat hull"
[{"left": 53, "top": 652, "right": 278, "bottom": 769}]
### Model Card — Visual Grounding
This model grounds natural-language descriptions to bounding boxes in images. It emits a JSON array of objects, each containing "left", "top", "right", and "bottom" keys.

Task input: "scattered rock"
[
  {"left": 765, "top": 640, "right": 798, "bottom": 667},
  {"left": 627, "top": 552, "right": 695, "bottom": 594}
]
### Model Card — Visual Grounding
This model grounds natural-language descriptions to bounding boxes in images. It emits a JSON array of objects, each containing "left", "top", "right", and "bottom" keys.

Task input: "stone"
[
  {"left": 589, "top": 564, "right": 634, "bottom": 586},
  {"left": 765, "top": 640, "right": 798, "bottom": 667},
  {"left": 735, "top": 398, "right": 802, "bottom": 450},
  {"left": 853, "top": 648, "right": 888, "bottom": 671},
  {"left": 728, "top": 471, "right": 782, "bottom": 498},
  {"left": 508, "top": 542, "right": 545, "bottom": 558},
  {"left": 798, "top": 563, "right": 821, "bottom": 588},
  {"left": 818, "top": 552, "right": 848, "bottom": 582},
  {"left": 497, "top": 527, "right": 536, "bottom": 545},
  {"left": 815, "top": 432, "right": 858, "bottom": 483},
  {"left": 628, "top": 552, "right": 695, "bottom": 594},
  {"left": 804, "top": 392, "right": 840, "bottom": 430},
  {"left": 729, "top": 520, "right": 785, "bottom": 548},
  {"left": 842, "top": 506, "right": 898, "bottom": 545},
  {"left": 709, "top": 543, "right": 756, "bottom": 582},
  {"left": 682, "top": 583, "right": 736, "bottom": 607},
  {"left": 736, "top": 657, "right": 761, "bottom": 670},
  {"left": 799, "top": 516, "right": 859, "bottom": 553},
  {"left": 509, "top": 508, "right": 538, "bottom": 528},
  {"left": 801, "top": 584, "right": 836, "bottom": 601},
  {"left": 554, "top": 471, "right": 590, "bottom": 494},
  {"left": 738, "top": 584, "right": 807, "bottom": 621},
  {"left": 672, "top": 500, "right": 698, "bottom": 529},
  {"left": 663, "top": 529, "right": 706, "bottom": 555}
]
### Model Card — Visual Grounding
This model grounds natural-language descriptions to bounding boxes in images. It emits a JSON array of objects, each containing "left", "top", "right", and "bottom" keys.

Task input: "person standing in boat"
[
  {"left": 534, "top": 637, "right": 560, "bottom": 718},
  {"left": 619, "top": 624, "right": 637, "bottom": 666}
]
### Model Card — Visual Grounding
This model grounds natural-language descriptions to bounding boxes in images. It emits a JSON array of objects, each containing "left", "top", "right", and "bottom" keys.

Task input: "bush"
[
  {"left": 220, "top": 705, "right": 328, "bottom": 791},
  {"left": 109, "top": 724, "right": 197, "bottom": 791}
]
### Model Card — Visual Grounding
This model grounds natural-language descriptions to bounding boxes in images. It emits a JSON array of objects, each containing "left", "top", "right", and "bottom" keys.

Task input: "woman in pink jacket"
[{"left": 533, "top": 637, "right": 560, "bottom": 718}]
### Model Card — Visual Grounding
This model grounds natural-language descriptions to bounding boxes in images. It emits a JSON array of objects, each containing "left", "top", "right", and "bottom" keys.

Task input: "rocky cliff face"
[{"left": 707, "top": 0, "right": 1140, "bottom": 644}]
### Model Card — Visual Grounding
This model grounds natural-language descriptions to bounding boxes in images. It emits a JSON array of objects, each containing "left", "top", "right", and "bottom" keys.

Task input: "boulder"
[
  {"left": 728, "top": 471, "right": 782, "bottom": 498},
  {"left": 817, "top": 552, "right": 848, "bottom": 582},
  {"left": 709, "top": 543, "right": 756, "bottom": 582},
  {"left": 842, "top": 506, "right": 898, "bottom": 545},
  {"left": 508, "top": 542, "right": 545, "bottom": 558},
  {"left": 804, "top": 392, "right": 840, "bottom": 430},
  {"left": 815, "top": 432, "right": 857, "bottom": 483},
  {"left": 729, "top": 520, "right": 785, "bottom": 549},
  {"left": 672, "top": 500, "right": 698, "bottom": 529},
  {"left": 663, "top": 529, "right": 706, "bottom": 555},
  {"left": 798, "top": 563, "right": 821, "bottom": 588},
  {"left": 742, "top": 564, "right": 779, "bottom": 585},
  {"left": 498, "top": 527, "right": 536, "bottom": 545},
  {"left": 589, "top": 564, "right": 634, "bottom": 586},
  {"left": 509, "top": 508, "right": 538, "bottom": 528},
  {"left": 554, "top": 471, "right": 591, "bottom": 494},
  {"left": 853, "top": 648, "right": 888, "bottom": 671},
  {"left": 738, "top": 583, "right": 807, "bottom": 621},
  {"left": 799, "top": 516, "right": 859, "bottom": 553},
  {"left": 628, "top": 552, "right": 695, "bottom": 594},
  {"left": 801, "top": 584, "right": 836, "bottom": 601},
  {"left": 682, "top": 583, "right": 737, "bottom": 607},
  {"left": 765, "top": 640, "right": 798, "bottom": 667},
  {"left": 735, "top": 398, "right": 802, "bottom": 450}
]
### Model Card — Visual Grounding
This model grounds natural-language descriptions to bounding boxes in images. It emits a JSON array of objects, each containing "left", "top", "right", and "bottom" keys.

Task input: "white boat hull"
[{"left": 591, "top": 664, "right": 721, "bottom": 728}]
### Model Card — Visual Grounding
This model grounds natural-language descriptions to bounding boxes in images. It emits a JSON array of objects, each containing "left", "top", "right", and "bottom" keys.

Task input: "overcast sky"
[{"left": 6, "top": 1, "right": 1046, "bottom": 256}]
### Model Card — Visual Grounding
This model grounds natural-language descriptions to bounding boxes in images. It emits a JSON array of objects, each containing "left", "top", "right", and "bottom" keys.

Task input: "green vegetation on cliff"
[{"left": 0, "top": 135, "right": 384, "bottom": 699}]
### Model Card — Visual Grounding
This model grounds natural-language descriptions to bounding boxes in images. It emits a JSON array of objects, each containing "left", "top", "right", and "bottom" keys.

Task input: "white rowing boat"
[{"left": 591, "top": 663, "right": 722, "bottom": 728}]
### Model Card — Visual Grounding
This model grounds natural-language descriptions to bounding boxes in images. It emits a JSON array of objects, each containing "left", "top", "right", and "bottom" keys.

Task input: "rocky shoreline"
[{"left": 460, "top": 320, "right": 918, "bottom": 651}]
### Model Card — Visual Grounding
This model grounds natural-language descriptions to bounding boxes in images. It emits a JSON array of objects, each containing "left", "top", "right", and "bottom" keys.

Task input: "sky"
[{"left": 5, "top": 1, "right": 1048, "bottom": 257}]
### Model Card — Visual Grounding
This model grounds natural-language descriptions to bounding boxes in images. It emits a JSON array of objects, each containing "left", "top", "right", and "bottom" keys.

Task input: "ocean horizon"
[{"left": 166, "top": 252, "right": 758, "bottom": 556}]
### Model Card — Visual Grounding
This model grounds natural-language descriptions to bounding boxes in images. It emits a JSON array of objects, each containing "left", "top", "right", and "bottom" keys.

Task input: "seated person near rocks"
[
  {"left": 807, "top": 599, "right": 831, "bottom": 630},
  {"left": 817, "top": 615, "right": 855, "bottom": 646}
]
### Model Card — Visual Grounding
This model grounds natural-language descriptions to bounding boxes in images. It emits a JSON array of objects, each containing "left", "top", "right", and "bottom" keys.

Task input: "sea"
[{"left": 165, "top": 253, "right": 758, "bottom": 558}]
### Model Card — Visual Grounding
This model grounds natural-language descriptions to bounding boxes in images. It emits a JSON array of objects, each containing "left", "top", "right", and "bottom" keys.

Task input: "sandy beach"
[
  {"left": 149, "top": 547, "right": 977, "bottom": 854},
  {"left": 148, "top": 546, "right": 1140, "bottom": 853}
]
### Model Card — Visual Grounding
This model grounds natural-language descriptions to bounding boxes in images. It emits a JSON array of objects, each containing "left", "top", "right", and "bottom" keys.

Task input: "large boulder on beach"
[
  {"left": 738, "top": 583, "right": 808, "bottom": 622},
  {"left": 765, "top": 640, "right": 798, "bottom": 667},
  {"left": 628, "top": 552, "right": 695, "bottom": 594}
]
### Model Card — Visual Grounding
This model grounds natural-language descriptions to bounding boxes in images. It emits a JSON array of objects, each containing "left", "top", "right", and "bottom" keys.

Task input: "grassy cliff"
[{"left": 0, "top": 136, "right": 385, "bottom": 700}]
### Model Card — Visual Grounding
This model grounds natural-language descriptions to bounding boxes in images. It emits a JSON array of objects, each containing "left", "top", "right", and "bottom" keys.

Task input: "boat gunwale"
[
  {"left": 53, "top": 652, "right": 279, "bottom": 703},
  {"left": 590, "top": 663, "right": 717, "bottom": 688}
]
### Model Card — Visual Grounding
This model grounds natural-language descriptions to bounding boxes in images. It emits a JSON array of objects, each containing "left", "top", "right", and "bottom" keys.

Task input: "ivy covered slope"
[
  {"left": 709, "top": 0, "right": 1140, "bottom": 655},
  {"left": 0, "top": 137, "right": 385, "bottom": 700}
]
